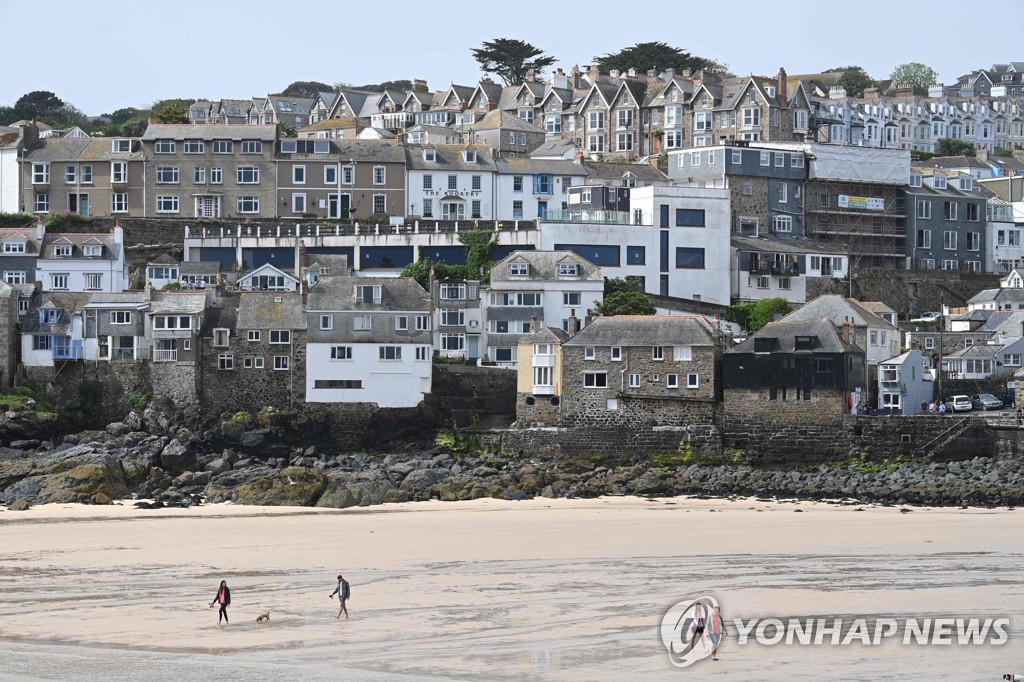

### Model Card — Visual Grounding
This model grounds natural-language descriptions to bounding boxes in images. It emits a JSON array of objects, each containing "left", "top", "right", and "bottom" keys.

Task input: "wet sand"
[{"left": 0, "top": 496, "right": 1022, "bottom": 681}]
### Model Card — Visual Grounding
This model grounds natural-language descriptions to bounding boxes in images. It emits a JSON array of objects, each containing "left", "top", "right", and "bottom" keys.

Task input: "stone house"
[
  {"left": 723, "top": 318, "right": 866, "bottom": 425},
  {"left": 514, "top": 326, "right": 570, "bottom": 427},
  {"left": 21, "top": 136, "right": 146, "bottom": 217},
  {"left": 689, "top": 72, "right": 804, "bottom": 147},
  {"left": 467, "top": 110, "right": 546, "bottom": 159},
  {"left": 304, "top": 275, "right": 432, "bottom": 408},
  {"left": 485, "top": 250, "right": 604, "bottom": 366},
  {"left": 141, "top": 124, "right": 278, "bottom": 219},
  {"left": 82, "top": 292, "right": 150, "bottom": 362},
  {"left": 906, "top": 170, "right": 987, "bottom": 272},
  {"left": 146, "top": 290, "right": 208, "bottom": 404},
  {"left": 557, "top": 315, "right": 720, "bottom": 427},
  {"left": 201, "top": 291, "right": 307, "bottom": 411}
]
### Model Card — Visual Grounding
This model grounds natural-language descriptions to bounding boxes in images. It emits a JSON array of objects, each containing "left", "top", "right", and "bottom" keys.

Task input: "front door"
[
  {"left": 537, "top": 200, "right": 548, "bottom": 219},
  {"left": 467, "top": 335, "right": 479, "bottom": 359},
  {"left": 68, "top": 193, "right": 89, "bottom": 215},
  {"left": 442, "top": 201, "right": 465, "bottom": 220},
  {"left": 196, "top": 196, "right": 220, "bottom": 218}
]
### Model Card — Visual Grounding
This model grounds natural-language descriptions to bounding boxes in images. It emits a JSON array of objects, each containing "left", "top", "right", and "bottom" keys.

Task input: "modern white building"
[
  {"left": 405, "top": 145, "right": 497, "bottom": 221},
  {"left": 493, "top": 158, "right": 586, "bottom": 221},
  {"left": 36, "top": 226, "right": 128, "bottom": 293}
]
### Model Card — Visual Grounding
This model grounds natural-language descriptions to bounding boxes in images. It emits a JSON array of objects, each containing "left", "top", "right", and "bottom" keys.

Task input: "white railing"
[{"left": 152, "top": 349, "right": 177, "bottom": 362}]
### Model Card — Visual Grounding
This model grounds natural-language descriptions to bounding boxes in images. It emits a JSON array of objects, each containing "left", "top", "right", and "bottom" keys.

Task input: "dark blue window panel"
[
  {"left": 199, "top": 247, "right": 236, "bottom": 269},
  {"left": 243, "top": 248, "right": 294, "bottom": 270},
  {"left": 660, "top": 230, "right": 669, "bottom": 272},
  {"left": 659, "top": 274, "right": 668, "bottom": 296},
  {"left": 491, "top": 244, "right": 534, "bottom": 260},
  {"left": 659, "top": 204, "right": 669, "bottom": 228},
  {"left": 421, "top": 245, "right": 467, "bottom": 265},
  {"left": 554, "top": 244, "right": 620, "bottom": 267},
  {"left": 361, "top": 246, "right": 414, "bottom": 269},
  {"left": 675, "top": 209, "right": 706, "bottom": 227},
  {"left": 626, "top": 246, "right": 646, "bottom": 265},
  {"left": 676, "top": 247, "right": 706, "bottom": 269}
]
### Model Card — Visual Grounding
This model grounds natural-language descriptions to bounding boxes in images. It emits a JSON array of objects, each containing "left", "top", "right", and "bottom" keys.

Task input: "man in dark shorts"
[
  {"left": 329, "top": 574, "right": 350, "bottom": 619},
  {"left": 688, "top": 602, "right": 707, "bottom": 653}
]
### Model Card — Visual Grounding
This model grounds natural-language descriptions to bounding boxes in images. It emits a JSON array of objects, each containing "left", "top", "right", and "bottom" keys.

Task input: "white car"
[
  {"left": 911, "top": 311, "right": 941, "bottom": 323},
  {"left": 943, "top": 395, "right": 973, "bottom": 412}
]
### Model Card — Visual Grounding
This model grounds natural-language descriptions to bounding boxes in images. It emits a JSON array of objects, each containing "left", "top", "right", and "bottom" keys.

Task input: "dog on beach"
[
  {"left": 256, "top": 611, "right": 270, "bottom": 623},
  {"left": 1003, "top": 674, "right": 1023, "bottom": 681}
]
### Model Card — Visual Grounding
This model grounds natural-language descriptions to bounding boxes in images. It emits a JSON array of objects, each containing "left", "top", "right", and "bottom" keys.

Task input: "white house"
[
  {"left": 22, "top": 293, "right": 88, "bottom": 367},
  {"left": 493, "top": 158, "right": 586, "bottom": 221},
  {"left": 36, "top": 227, "right": 129, "bottom": 293},
  {"left": 405, "top": 145, "right": 497, "bottom": 221},
  {"left": 943, "top": 337, "right": 1024, "bottom": 379},
  {"left": 236, "top": 263, "right": 300, "bottom": 291},
  {"left": 304, "top": 275, "right": 432, "bottom": 407},
  {"left": 0, "top": 130, "right": 22, "bottom": 213},
  {"left": 965, "top": 267, "right": 1024, "bottom": 312},
  {"left": 877, "top": 350, "right": 933, "bottom": 414}
]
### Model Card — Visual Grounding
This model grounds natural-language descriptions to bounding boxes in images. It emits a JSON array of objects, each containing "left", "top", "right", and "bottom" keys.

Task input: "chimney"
[
  {"left": 526, "top": 67, "right": 536, "bottom": 83},
  {"left": 584, "top": 309, "right": 593, "bottom": 327},
  {"left": 568, "top": 308, "right": 581, "bottom": 334},
  {"left": 777, "top": 67, "right": 788, "bottom": 106},
  {"left": 829, "top": 85, "right": 847, "bottom": 100},
  {"left": 412, "top": 79, "right": 428, "bottom": 93},
  {"left": 588, "top": 64, "right": 600, "bottom": 84},
  {"left": 529, "top": 315, "right": 538, "bottom": 333},
  {"left": 145, "top": 281, "right": 154, "bottom": 301},
  {"left": 571, "top": 65, "right": 581, "bottom": 90},
  {"left": 574, "top": 150, "right": 585, "bottom": 165},
  {"left": 647, "top": 69, "right": 657, "bottom": 78},
  {"left": 35, "top": 214, "right": 45, "bottom": 240},
  {"left": 976, "top": 146, "right": 989, "bottom": 162},
  {"left": 627, "top": 67, "right": 637, "bottom": 78},
  {"left": 842, "top": 317, "right": 853, "bottom": 343},
  {"left": 928, "top": 84, "right": 944, "bottom": 98},
  {"left": 609, "top": 69, "right": 620, "bottom": 79}
]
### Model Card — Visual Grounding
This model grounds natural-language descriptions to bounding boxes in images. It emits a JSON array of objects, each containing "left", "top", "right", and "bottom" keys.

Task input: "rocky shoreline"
[{"left": 1, "top": 397, "right": 1023, "bottom": 510}]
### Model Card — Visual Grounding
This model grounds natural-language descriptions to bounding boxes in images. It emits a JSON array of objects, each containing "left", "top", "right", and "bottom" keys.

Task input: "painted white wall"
[
  {"left": 406, "top": 169, "right": 496, "bottom": 220},
  {"left": 305, "top": 342, "right": 432, "bottom": 407},
  {"left": 36, "top": 258, "right": 129, "bottom": 292},
  {"left": 0, "top": 148, "right": 19, "bottom": 213},
  {"left": 493, "top": 173, "right": 583, "bottom": 221}
]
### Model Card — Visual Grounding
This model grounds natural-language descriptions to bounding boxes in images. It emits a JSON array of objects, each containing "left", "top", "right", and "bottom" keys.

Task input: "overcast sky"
[{"left": 5, "top": 0, "right": 1024, "bottom": 115}]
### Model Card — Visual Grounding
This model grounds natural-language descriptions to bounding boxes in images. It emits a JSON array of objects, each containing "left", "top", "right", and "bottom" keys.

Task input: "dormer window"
[
  {"left": 933, "top": 175, "right": 947, "bottom": 189},
  {"left": 424, "top": 148, "right": 436, "bottom": 162},
  {"left": 40, "top": 308, "right": 61, "bottom": 324},
  {"left": 794, "top": 336, "right": 816, "bottom": 351},
  {"left": 558, "top": 262, "right": 578, "bottom": 277},
  {"left": 464, "top": 149, "right": 477, "bottom": 163},
  {"left": 54, "top": 245, "right": 72, "bottom": 258},
  {"left": 909, "top": 174, "right": 922, "bottom": 188},
  {"left": 83, "top": 245, "right": 102, "bottom": 257},
  {"left": 509, "top": 262, "right": 529, "bottom": 277},
  {"left": 961, "top": 177, "right": 973, "bottom": 190},
  {"left": 3, "top": 241, "right": 26, "bottom": 254},
  {"left": 753, "top": 337, "right": 773, "bottom": 353},
  {"left": 354, "top": 285, "right": 382, "bottom": 304},
  {"left": 112, "top": 139, "right": 131, "bottom": 153}
]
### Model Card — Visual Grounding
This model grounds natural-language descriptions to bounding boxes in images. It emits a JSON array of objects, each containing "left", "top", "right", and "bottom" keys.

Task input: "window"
[
  {"left": 760, "top": 151, "right": 770, "bottom": 166},
  {"left": 111, "top": 139, "right": 131, "bottom": 153},
  {"left": 213, "top": 328, "right": 230, "bottom": 347},
  {"left": 471, "top": 200, "right": 481, "bottom": 219},
  {"left": 652, "top": 346, "right": 664, "bottom": 361},
  {"left": 532, "top": 175, "right": 548, "bottom": 193},
  {"left": 944, "top": 231, "right": 957, "bottom": 250},
  {"left": 509, "top": 262, "right": 529, "bottom": 277},
  {"left": 909, "top": 173, "right": 922, "bottom": 188},
  {"left": 32, "top": 163, "right": 49, "bottom": 184},
  {"left": 967, "top": 232, "right": 980, "bottom": 251},
  {"left": 611, "top": 346, "right": 622, "bottom": 361},
  {"left": 290, "top": 165, "right": 305, "bottom": 184},
  {"left": 241, "top": 140, "right": 262, "bottom": 154},
  {"left": 237, "top": 196, "right": 259, "bottom": 213},
  {"left": 292, "top": 194, "right": 306, "bottom": 213},
  {"left": 84, "top": 273, "right": 102, "bottom": 290},
  {"left": 675, "top": 209, "right": 705, "bottom": 227},
  {"left": 154, "top": 139, "right": 175, "bottom": 154},
  {"left": 274, "top": 356, "right": 289, "bottom": 371},
  {"left": 212, "top": 140, "right": 233, "bottom": 154},
  {"left": 584, "top": 346, "right": 596, "bottom": 360},
  {"left": 440, "top": 283, "right": 466, "bottom": 299},
  {"left": 237, "top": 166, "right": 259, "bottom": 184},
  {"left": 219, "top": 354, "right": 234, "bottom": 370},
  {"left": 33, "top": 335, "right": 52, "bottom": 351},
  {"left": 673, "top": 346, "right": 692, "bottom": 361},
  {"left": 667, "top": 374, "right": 679, "bottom": 388},
  {"left": 743, "top": 108, "right": 761, "bottom": 126},
  {"left": 3, "top": 271, "right": 26, "bottom": 284},
  {"left": 415, "top": 346, "right": 429, "bottom": 361},
  {"left": 331, "top": 346, "right": 352, "bottom": 360},
  {"left": 774, "top": 153, "right": 785, "bottom": 167},
  {"left": 440, "top": 309, "right": 465, "bottom": 326},
  {"left": 757, "top": 275, "right": 770, "bottom": 289},
  {"left": 676, "top": 247, "right": 706, "bottom": 269},
  {"left": 628, "top": 373, "right": 640, "bottom": 388},
  {"left": 448, "top": 175, "right": 458, "bottom": 190},
  {"left": 924, "top": 337, "right": 935, "bottom": 350},
  {"left": 616, "top": 132, "right": 633, "bottom": 151},
  {"left": 686, "top": 373, "right": 699, "bottom": 388},
  {"left": 513, "top": 176, "right": 523, "bottom": 192},
  {"left": 210, "top": 167, "right": 222, "bottom": 184},
  {"left": 423, "top": 199, "right": 433, "bottom": 218},
  {"left": 184, "top": 140, "right": 204, "bottom": 154},
  {"left": 320, "top": 314, "right": 333, "bottom": 330},
  {"left": 512, "top": 200, "right": 523, "bottom": 219},
  {"left": 34, "top": 193, "right": 49, "bottom": 213},
  {"left": 379, "top": 346, "right": 403, "bottom": 361},
  {"left": 3, "top": 241, "right": 25, "bottom": 254},
  {"left": 248, "top": 330, "right": 260, "bottom": 342},
  {"left": 966, "top": 203, "right": 979, "bottom": 222},
  {"left": 917, "top": 229, "right": 932, "bottom": 249},
  {"left": 583, "top": 372, "right": 608, "bottom": 388},
  {"left": 422, "top": 174, "right": 433, "bottom": 191},
  {"left": 944, "top": 201, "right": 958, "bottom": 220},
  {"left": 395, "top": 315, "right": 409, "bottom": 331},
  {"left": 563, "top": 292, "right": 581, "bottom": 306},
  {"left": 558, "top": 262, "right": 578, "bottom": 277},
  {"left": 111, "top": 312, "right": 132, "bottom": 325},
  {"left": 690, "top": 151, "right": 701, "bottom": 167},
  {"left": 373, "top": 194, "right": 386, "bottom": 214},
  {"left": 423, "top": 149, "right": 436, "bottom": 162},
  {"left": 917, "top": 200, "right": 932, "bottom": 219},
  {"left": 933, "top": 175, "right": 947, "bottom": 189},
  {"left": 64, "top": 165, "right": 76, "bottom": 183},
  {"left": 342, "top": 166, "right": 354, "bottom": 184},
  {"left": 626, "top": 246, "right": 645, "bottom": 265},
  {"left": 156, "top": 195, "right": 179, "bottom": 213},
  {"left": 695, "top": 112, "right": 712, "bottom": 130},
  {"left": 154, "top": 315, "right": 192, "bottom": 330},
  {"left": 355, "top": 285, "right": 382, "bottom": 304},
  {"left": 773, "top": 215, "right": 793, "bottom": 232},
  {"left": 322, "top": 166, "right": 337, "bottom": 185},
  {"left": 588, "top": 135, "right": 605, "bottom": 153},
  {"left": 373, "top": 166, "right": 386, "bottom": 185},
  {"left": 353, "top": 315, "right": 371, "bottom": 331},
  {"left": 269, "top": 330, "right": 291, "bottom": 344},
  {"left": 665, "top": 130, "right": 682, "bottom": 148},
  {"left": 156, "top": 166, "right": 179, "bottom": 183}
]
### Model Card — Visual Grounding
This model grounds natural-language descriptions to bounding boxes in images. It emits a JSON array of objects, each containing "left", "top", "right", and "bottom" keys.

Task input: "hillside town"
[{"left": 3, "top": 56, "right": 1024, "bottom": 458}]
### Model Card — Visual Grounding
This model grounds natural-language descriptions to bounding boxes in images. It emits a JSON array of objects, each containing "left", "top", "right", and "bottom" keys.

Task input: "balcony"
[
  {"left": 153, "top": 349, "right": 177, "bottom": 362},
  {"left": 542, "top": 210, "right": 652, "bottom": 226},
  {"left": 532, "top": 385, "right": 555, "bottom": 396},
  {"left": 771, "top": 262, "right": 800, "bottom": 276},
  {"left": 52, "top": 346, "right": 83, "bottom": 360},
  {"left": 112, "top": 348, "right": 137, "bottom": 361},
  {"left": 533, "top": 354, "right": 555, "bottom": 368}
]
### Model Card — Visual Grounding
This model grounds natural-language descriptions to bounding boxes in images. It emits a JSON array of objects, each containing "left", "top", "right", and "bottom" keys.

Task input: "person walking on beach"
[
  {"left": 210, "top": 580, "right": 231, "bottom": 624},
  {"left": 329, "top": 574, "right": 350, "bottom": 619},
  {"left": 708, "top": 605, "right": 726, "bottom": 661},
  {"left": 688, "top": 602, "right": 706, "bottom": 653}
]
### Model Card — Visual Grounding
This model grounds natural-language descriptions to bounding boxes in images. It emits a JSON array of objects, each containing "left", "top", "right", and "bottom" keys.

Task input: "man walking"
[
  {"left": 708, "top": 605, "right": 726, "bottom": 661},
  {"left": 329, "top": 574, "right": 350, "bottom": 619}
]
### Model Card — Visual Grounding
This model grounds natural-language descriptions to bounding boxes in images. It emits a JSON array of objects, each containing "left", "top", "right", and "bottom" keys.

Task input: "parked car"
[
  {"left": 944, "top": 395, "right": 973, "bottom": 412},
  {"left": 911, "top": 311, "right": 941, "bottom": 323},
  {"left": 970, "top": 393, "right": 1003, "bottom": 410},
  {"left": 1001, "top": 392, "right": 1017, "bottom": 408}
]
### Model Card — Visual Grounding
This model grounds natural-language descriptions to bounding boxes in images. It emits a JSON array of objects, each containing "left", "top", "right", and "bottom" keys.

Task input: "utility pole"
[{"left": 937, "top": 295, "right": 944, "bottom": 401}]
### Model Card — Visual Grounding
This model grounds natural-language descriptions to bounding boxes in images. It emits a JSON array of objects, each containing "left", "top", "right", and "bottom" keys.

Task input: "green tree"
[
  {"left": 400, "top": 258, "right": 466, "bottom": 289},
  {"left": 279, "top": 81, "right": 334, "bottom": 98},
  {"left": 460, "top": 229, "right": 499, "bottom": 282},
  {"left": 153, "top": 102, "right": 189, "bottom": 124},
  {"left": 994, "top": 148, "right": 1014, "bottom": 158},
  {"left": 357, "top": 79, "right": 413, "bottom": 92},
  {"left": 748, "top": 297, "right": 792, "bottom": 333},
  {"left": 471, "top": 38, "right": 556, "bottom": 86},
  {"left": 889, "top": 62, "right": 938, "bottom": 96},
  {"left": 829, "top": 66, "right": 872, "bottom": 98},
  {"left": 0, "top": 105, "right": 15, "bottom": 125},
  {"left": 935, "top": 138, "right": 975, "bottom": 157},
  {"left": 107, "top": 107, "right": 144, "bottom": 125},
  {"left": 14, "top": 91, "right": 65, "bottom": 120},
  {"left": 593, "top": 290, "right": 656, "bottom": 316},
  {"left": 725, "top": 301, "right": 756, "bottom": 331},
  {"left": 595, "top": 41, "right": 714, "bottom": 75}
]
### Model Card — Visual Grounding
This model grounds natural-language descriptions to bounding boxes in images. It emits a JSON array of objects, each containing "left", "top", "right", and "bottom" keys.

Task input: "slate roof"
[
  {"left": 518, "top": 326, "right": 569, "bottom": 345},
  {"left": 583, "top": 161, "right": 667, "bottom": 184},
  {"left": 147, "top": 253, "right": 179, "bottom": 265},
  {"left": 564, "top": 315, "right": 715, "bottom": 348},
  {"left": 332, "top": 139, "right": 405, "bottom": 163},
  {"left": 782, "top": 295, "right": 898, "bottom": 331},
  {"left": 22, "top": 292, "right": 90, "bottom": 333},
  {"left": 915, "top": 155, "right": 991, "bottom": 171},
  {"left": 946, "top": 343, "right": 1005, "bottom": 359},
  {"left": 968, "top": 287, "right": 1024, "bottom": 304},
  {"left": 491, "top": 250, "right": 604, "bottom": 283},
  {"left": 730, "top": 235, "right": 840, "bottom": 255},
  {"left": 727, "top": 318, "right": 863, "bottom": 355},
  {"left": 529, "top": 139, "right": 580, "bottom": 159},
  {"left": 307, "top": 275, "right": 430, "bottom": 311},
  {"left": 494, "top": 157, "right": 587, "bottom": 177},
  {"left": 470, "top": 109, "right": 544, "bottom": 133},
  {"left": 237, "top": 292, "right": 307, "bottom": 330},
  {"left": 22, "top": 137, "right": 145, "bottom": 161},
  {"left": 142, "top": 124, "right": 278, "bottom": 141},
  {"left": 148, "top": 291, "right": 207, "bottom": 314},
  {"left": 40, "top": 232, "right": 119, "bottom": 260},
  {"left": 405, "top": 144, "right": 496, "bottom": 171},
  {"left": 180, "top": 261, "right": 221, "bottom": 275}
]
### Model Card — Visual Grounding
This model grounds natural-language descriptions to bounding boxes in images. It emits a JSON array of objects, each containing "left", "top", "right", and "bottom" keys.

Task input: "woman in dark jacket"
[{"left": 209, "top": 580, "right": 231, "bottom": 624}]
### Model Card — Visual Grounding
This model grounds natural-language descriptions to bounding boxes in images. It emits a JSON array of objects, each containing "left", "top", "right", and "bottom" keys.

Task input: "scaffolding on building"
[{"left": 804, "top": 178, "right": 907, "bottom": 269}]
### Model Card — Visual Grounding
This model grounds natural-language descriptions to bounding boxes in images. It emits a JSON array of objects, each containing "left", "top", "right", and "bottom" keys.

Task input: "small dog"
[
  {"left": 256, "top": 611, "right": 270, "bottom": 623},
  {"left": 1003, "top": 674, "right": 1023, "bottom": 681}
]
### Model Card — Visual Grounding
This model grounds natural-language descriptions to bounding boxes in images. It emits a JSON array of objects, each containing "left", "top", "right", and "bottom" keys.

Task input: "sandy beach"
[{"left": 0, "top": 496, "right": 1022, "bottom": 681}]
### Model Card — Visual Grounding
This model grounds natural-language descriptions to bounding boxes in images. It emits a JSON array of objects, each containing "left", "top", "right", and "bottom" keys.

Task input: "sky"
[{"left": 4, "top": 0, "right": 1024, "bottom": 116}]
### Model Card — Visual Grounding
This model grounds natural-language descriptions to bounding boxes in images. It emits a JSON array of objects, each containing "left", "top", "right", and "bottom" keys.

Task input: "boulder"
[
  {"left": 159, "top": 439, "right": 196, "bottom": 472},
  {"left": 317, "top": 476, "right": 395, "bottom": 509},
  {"left": 37, "top": 458, "right": 128, "bottom": 504},
  {"left": 232, "top": 467, "right": 327, "bottom": 507},
  {"left": 106, "top": 422, "right": 131, "bottom": 437},
  {"left": 399, "top": 468, "right": 451, "bottom": 495},
  {"left": 8, "top": 498, "right": 31, "bottom": 511},
  {"left": 9, "top": 439, "right": 40, "bottom": 450},
  {"left": 205, "top": 458, "right": 232, "bottom": 475}
]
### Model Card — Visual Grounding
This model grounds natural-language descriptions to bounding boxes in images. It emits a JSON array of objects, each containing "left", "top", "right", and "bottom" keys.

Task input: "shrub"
[
  {"left": 128, "top": 393, "right": 151, "bottom": 412},
  {"left": 45, "top": 213, "right": 93, "bottom": 230}
]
